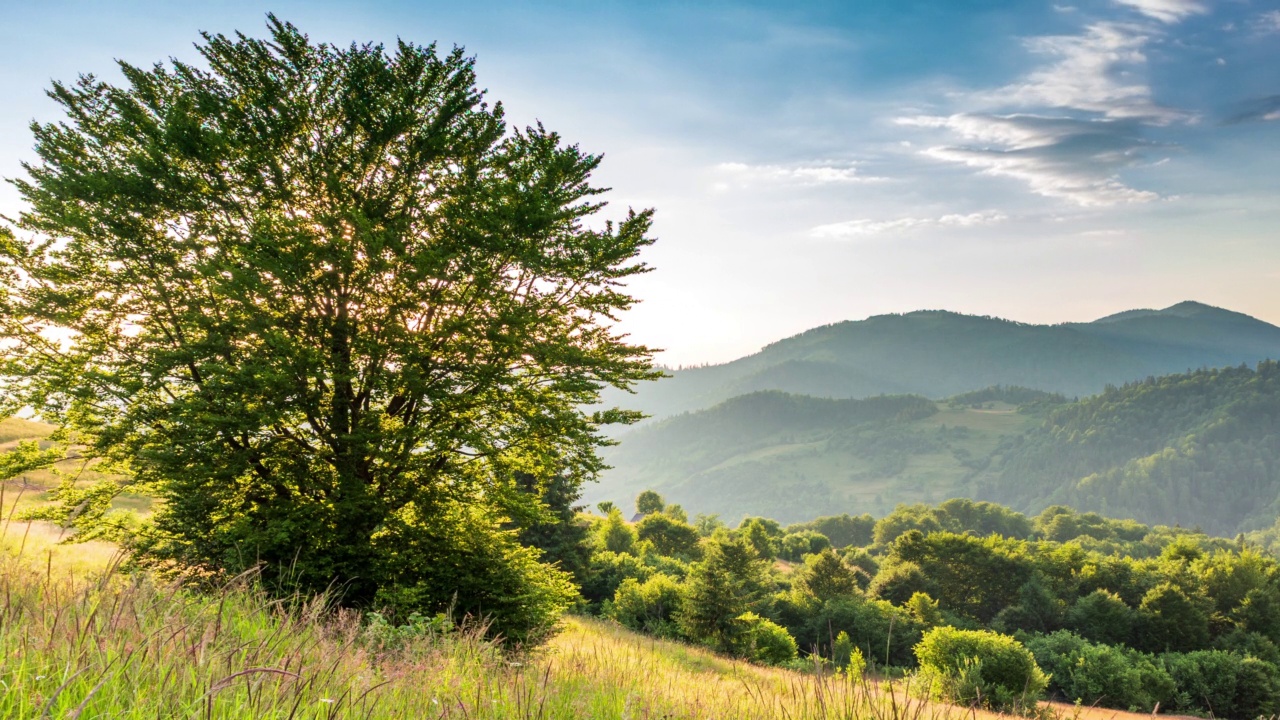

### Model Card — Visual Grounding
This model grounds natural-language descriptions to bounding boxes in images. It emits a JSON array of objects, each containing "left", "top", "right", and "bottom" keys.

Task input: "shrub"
[
  {"left": 635, "top": 514, "right": 701, "bottom": 559},
  {"left": 914, "top": 627, "right": 1048, "bottom": 712},
  {"left": 1024, "top": 631, "right": 1173, "bottom": 712},
  {"left": 1162, "top": 650, "right": 1280, "bottom": 719},
  {"left": 580, "top": 550, "right": 651, "bottom": 606},
  {"left": 1215, "top": 628, "right": 1280, "bottom": 665},
  {"left": 868, "top": 560, "right": 933, "bottom": 606},
  {"left": 737, "top": 612, "right": 798, "bottom": 666},
  {"left": 1135, "top": 582, "right": 1209, "bottom": 653},
  {"left": 608, "top": 573, "right": 684, "bottom": 638},
  {"left": 1065, "top": 589, "right": 1133, "bottom": 646}
]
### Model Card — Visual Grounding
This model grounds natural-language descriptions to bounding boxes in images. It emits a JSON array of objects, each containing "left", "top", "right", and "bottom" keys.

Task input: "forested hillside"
[
  {"left": 978, "top": 362, "right": 1280, "bottom": 536},
  {"left": 596, "top": 363, "right": 1280, "bottom": 534},
  {"left": 591, "top": 390, "right": 1042, "bottom": 522},
  {"left": 604, "top": 302, "right": 1280, "bottom": 422}
]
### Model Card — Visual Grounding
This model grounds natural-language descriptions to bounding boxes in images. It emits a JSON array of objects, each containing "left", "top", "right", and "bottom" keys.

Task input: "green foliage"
[
  {"left": 738, "top": 516, "right": 783, "bottom": 560},
  {"left": 693, "top": 513, "right": 725, "bottom": 537},
  {"left": 636, "top": 490, "right": 665, "bottom": 515},
  {"left": 597, "top": 508, "right": 638, "bottom": 555},
  {"left": 1161, "top": 650, "right": 1280, "bottom": 719},
  {"left": 914, "top": 626, "right": 1048, "bottom": 712},
  {"left": 363, "top": 610, "right": 456, "bottom": 652},
  {"left": 991, "top": 578, "right": 1065, "bottom": 635},
  {"left": 788, "top": 513, "right": 875, "bottom": 549},
  {"left": 580, "top": 550, "right": 651, "bottom": 606},
  {"left": 777, "top": 530, "right": 831, "bottom": 562},
  {"left": 905, "top": 592, "right": 944, "bottom": 628},
  {"left": 868, "top": 559, "right": 933, "bottom": 606},
  {"left": 1, "top": 17, "right": 658, "bottom": 645},
  {"left": 1025, "top": 631, "right": 1173, "bottom": 712},
  {"left": 677, "top": 532, "right": 771, "bottom": 653},
  {"left": 985, "top": 363, "right": 1280, "bottom": 536},
  {"left": 947, "top": 386, "right": 1067, "bottom": 408},
  {"left": 832, "top": 631, "right": 854, "bottom": 670},
  {"left": 792, "top": 548, "right": 858, "bottom": 602},
  {"left": 1134, "top": 582, "right": 1211, "bottom": 653},
  {"left": 1064, "top": 589, "right": 1134, "bottom": 646},
  {"left": 841, "top": 546, "right": 879, "bottom": 589},
  {"left": 775, "top": 593, "right": 921, "bottom": 667},
  {"left": 0, "top": 438, "right": 63, "bottom": 482},
  {"left": 888, "top": 531, "right": 1032, "bottom": 623},
  {"left": 875, "top": 500, "right": 1034, "bottom": 547},
  {"left": 736, "top": 612, "right": 798, "bottom": 666},
  {"left": 365, "top": 501, "right": 578, "bottom": 647},
  {"left": 635, "top": 513, "right": 701, "bottom": 559},
  {"left": 510, "top": 472, "right": 592, "bottom": 585},
  {"left": 609, "top": 573, "right": 683, "bottom": 638}
]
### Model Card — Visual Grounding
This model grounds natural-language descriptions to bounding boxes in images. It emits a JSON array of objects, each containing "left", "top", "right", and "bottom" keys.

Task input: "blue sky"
[{"left": 2, "top": 0, "right": 1278, "bottom": 364}]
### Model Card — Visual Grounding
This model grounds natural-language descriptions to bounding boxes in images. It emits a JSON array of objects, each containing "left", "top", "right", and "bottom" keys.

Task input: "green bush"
[
  {"left": 868, "top": 559, "right": 933, "bottom": 606},
  {"left": 1162, "top": 650, "right": 1280, "bottom": 719},
  {"left": 1135, "top": 583, "right": 1209, "bottom": 653},
  {"left": 608, "top": 573, "right": 683, "bottom": 638},
  {"left": 1025, "top": 631, "right": 1173, "bottom": 712},
  {"left": 1065, "top": 589, "right": 1133, "bottom": 646},
  {"left": 580, "top": 550, "right": 652, "bottom": 605},
  {"left": 914, "top": 627, "right": 1048, "bottom": 711},
  {"left": 737, "top": 612, "right": 798, "bottom": 666}
]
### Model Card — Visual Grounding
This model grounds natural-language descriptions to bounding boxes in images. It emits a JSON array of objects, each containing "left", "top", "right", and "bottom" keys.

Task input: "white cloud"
[
  {"left": 998, "top": 23, "right": 1185, "bottom": 123},
  {"left": 1113, "top": 0, "right": 1207, "bottom": 24},
  {"left": 713, "top": 161, "right": 886, "bottom": 186},
  {"left": 899, "top": 114, "right": 1159, "bottom": 206},
  {"left": 810, "top": 210, "right": 1007, "bottom": 239},
  {"left": 1253, "top": 11, "right": 1280, "bottom": 34}
]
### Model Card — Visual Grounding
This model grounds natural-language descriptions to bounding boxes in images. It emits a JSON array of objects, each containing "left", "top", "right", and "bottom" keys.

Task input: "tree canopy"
[{"left": 0, "top": 17, "right": 657, "bottom": 644}]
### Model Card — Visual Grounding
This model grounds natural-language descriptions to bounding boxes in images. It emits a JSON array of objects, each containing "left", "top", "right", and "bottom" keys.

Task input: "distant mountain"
[
  {"left": 602, "top": 302, "right": 1280, "bottom": 422},
  {"left": 591, "top": 362, "right": 1280, "bottom": 535}
]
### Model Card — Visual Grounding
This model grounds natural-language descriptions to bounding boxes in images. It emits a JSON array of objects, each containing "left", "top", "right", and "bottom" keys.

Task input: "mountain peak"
[{"left": 1091, "top": 301, "right": 1254, "bottom": 325}]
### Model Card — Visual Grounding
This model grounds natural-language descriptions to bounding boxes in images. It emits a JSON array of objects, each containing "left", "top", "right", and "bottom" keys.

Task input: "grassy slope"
[
  {"left": 1, "top": 416, "right": 1187, "bottom": 720},
  {"left": 1, "top": 516, "right": 1184, "bottom": 720}
]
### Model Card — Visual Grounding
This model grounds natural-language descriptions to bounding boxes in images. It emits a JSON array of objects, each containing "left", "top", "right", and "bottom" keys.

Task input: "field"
[
  {"left": 0, "top": 418, "right": 1205, "bottom": 720},
  {"left": 0, "top": 525, "right": 1178, "bottom": 720}
]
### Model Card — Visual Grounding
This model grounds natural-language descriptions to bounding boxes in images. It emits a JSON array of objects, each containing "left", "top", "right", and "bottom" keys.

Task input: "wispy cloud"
[
  {"left": 810, "top": 210, "right": 1007, "bottom": 239},
  {"left": 1252, "top": 10, "right": 1280, "bottom": 34},
  {"left": 713, "top": 161, "right": 886, "bottom": 186},
  {"left": 997, "top": 23, "right": 1185, "bottom": 123},
  {"left": 1113, "top": 0, "right": 1207, "bottom": 24},
  {"left": 898, "top": 114, "right": 1158, "bottom": 205},
  {"left": 893, "top": 15, "right": 1192, "bottom": 205}
]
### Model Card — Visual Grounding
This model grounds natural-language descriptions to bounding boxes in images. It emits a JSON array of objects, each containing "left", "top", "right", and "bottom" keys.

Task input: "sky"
[{"left": 1, "top": 0, "right": 1278, "bottom": 366}]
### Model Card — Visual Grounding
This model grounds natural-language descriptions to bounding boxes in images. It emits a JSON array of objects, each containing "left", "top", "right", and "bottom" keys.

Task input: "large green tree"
[{"left": 0, "top": 17, "right": 657, "bottom": 645}]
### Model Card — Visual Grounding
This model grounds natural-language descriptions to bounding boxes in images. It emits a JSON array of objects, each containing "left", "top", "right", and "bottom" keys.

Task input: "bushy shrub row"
[{"left": 1026, "top": 631, "right": 1280, "bottom": 718}]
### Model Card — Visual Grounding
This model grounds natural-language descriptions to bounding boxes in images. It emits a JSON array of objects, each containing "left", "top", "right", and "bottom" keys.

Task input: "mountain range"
[
  {"left": 602, "top": 301, "right": 1280, "bottom": 423},
  {"left": 589, "top": 302, "right": 1280, "bottom": 533}
]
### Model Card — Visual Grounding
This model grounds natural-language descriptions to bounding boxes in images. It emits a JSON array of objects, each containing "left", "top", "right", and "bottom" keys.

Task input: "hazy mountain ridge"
[
  {"left": 605, "top": 301, "right": 1280, "bottom": 422},
  {"left": 590, "top": 390, "right": 1038, "bottom": 522},
  {"left": 593, "top": 361, "right": 1280, "bottom": 535}
]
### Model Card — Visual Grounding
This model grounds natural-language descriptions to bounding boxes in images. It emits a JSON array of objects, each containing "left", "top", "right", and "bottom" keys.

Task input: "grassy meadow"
[{"left": 3, "top": 480, "right": 1185, "bottom": 720}]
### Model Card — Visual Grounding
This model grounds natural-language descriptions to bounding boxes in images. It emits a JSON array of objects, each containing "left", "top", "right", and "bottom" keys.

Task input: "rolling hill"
[
  {"left": 603, "top": 301, "right": 1280, "bottom": 422},
  {"left": 592, "top": 362, "right": 1280, "bottom": 535},
  {"left": 589, "top": 390, "right": 1047, "bottom": 523}
]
